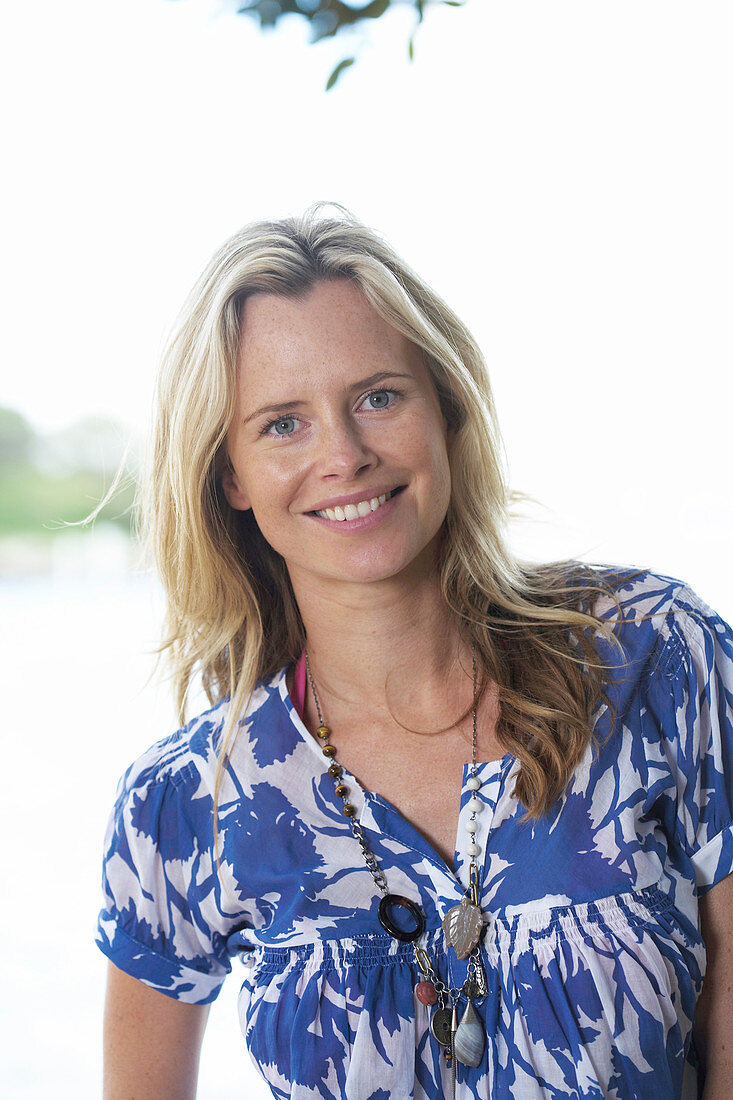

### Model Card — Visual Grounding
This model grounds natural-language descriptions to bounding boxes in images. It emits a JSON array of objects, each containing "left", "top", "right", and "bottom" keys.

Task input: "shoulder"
[
  {"left": 575, "top": 564, "right": 730, "bottom": 674},
  {"left": 112, "top": 667, "right": 291, "bottom": 808},
  {"left": 112, "top": 698, "right": 229, "bottom": 805},
  {"left": 580, "top": 563, "right": 689, "bottom": 622}
]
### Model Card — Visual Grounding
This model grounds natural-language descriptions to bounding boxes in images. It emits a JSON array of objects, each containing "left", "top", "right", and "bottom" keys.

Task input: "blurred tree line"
[{"left": 0, "top": 406, "right": 136, "bottom": 538}]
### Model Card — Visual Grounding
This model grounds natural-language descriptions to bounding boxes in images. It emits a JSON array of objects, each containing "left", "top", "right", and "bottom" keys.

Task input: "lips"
[
  {"left": 314, "top": 491, "right": 390, "bottom": 522},
  {"left": 305, "top": 486, "right": 402, "bottom": 514},
  {"left": 309, "top": 486, "right": 405, "bottom": 523}
]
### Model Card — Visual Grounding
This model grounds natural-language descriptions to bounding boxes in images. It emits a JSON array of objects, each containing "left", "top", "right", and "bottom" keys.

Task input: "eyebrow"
[{"left": 242, "top": 371, "right": 415, "bottom": 425}]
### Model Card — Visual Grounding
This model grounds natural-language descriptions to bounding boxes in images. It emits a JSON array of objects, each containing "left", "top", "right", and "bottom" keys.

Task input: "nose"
[{"left": 315, "top": 417, "right": 377, "bottom": 481}]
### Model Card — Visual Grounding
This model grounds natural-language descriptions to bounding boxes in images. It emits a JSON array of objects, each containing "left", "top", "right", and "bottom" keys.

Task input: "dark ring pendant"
[{"left": 378, "top": 893, "right": 426, "bottom": 943}]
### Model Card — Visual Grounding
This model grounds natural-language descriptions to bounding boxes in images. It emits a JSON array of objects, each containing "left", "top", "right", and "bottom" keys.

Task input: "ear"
[{"left": 220, "top": 463, "right": 252, "bottom": 512}]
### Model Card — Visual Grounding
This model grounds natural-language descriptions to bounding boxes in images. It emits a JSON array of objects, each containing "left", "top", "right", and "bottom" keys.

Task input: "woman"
[{"left": 98, "top": 204, "right": 733, "bottom": 1099}]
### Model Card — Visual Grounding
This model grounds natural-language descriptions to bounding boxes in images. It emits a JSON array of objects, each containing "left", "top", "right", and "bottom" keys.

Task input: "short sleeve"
[
  {"left": 656, "top": 587, "right": 733, "bottom": 895},
  {"left": 96, "top": 739, "right": 232, "bottom": 1004}
]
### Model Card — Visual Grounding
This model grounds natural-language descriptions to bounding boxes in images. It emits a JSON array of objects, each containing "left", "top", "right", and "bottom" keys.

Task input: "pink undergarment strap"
[{"left": 292, "top": 651, "right": 307, "bottom": 721}]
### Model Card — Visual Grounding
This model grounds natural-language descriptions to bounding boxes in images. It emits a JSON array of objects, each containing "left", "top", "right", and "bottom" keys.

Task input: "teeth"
[{"left": 316, "top": 490, "right": 394, "bottom": 522}]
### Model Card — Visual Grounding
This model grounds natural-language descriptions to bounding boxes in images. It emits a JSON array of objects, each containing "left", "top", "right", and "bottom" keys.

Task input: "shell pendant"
[
  {"left": 453, "top": 999, "right": 485, "bottom": 1068},
  {"left": 442, "top": 896, "right": 483, "bottom": 960}
]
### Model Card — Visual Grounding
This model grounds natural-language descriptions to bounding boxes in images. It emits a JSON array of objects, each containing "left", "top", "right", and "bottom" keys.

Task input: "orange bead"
[
  {"left": 335, "top": 783, "right": 348, "bottom": 798},
  {"left": 342, "top": 803, "right": 356, "bottom": 817},
  {"left": 322, "top": 745, "right": 337, "bottom": 757},
  {"left": 317, "top": 725, "right": 330, "bottom": 739},
  {"left": 328, "top": 763, "right": 342, "bottom": 778}
]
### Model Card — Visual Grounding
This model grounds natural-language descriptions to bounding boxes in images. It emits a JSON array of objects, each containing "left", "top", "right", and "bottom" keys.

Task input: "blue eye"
[
  {"left": 363, "top": 391, "right": 391, "bottom": 409},
  {"left": 274, "top": 418, "right": 295, "bottom": 434},
  {"left": 263, "top": 416, "right": 298, "bottom": 437},
  {"left": 358, "top": 389, "right": 400, "bottom": 411}
]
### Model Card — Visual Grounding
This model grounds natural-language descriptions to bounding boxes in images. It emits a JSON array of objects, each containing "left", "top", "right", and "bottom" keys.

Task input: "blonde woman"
[{"left": 98, "top": 205, "right": 733, "bottom": 1100}]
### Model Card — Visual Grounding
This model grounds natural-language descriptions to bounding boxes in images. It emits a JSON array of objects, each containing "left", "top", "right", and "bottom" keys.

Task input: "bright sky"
[
  {"left": 2, "top": 8, "right": 733, "bottom": 1094},
  {"left": 2, "top": 0, "right": 732, "bottom": 598}
]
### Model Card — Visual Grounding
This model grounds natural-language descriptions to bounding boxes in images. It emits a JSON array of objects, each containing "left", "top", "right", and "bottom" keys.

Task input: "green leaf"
[
  {"left": 363, "top": 0, "right": 390, "bottom": 19},
  {"left": 325, "top": 56, "right": 355, "bottom": 90},
  {"left": 408, "top": 36, "right": 414, "bottom": 60}
]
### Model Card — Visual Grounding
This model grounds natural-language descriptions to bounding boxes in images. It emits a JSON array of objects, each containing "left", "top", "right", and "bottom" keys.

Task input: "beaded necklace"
[{"left": 304, "top": 649, "right": 489, "bottom": 1091}]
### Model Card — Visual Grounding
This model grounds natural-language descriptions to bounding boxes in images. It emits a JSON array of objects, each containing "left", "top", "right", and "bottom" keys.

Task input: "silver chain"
[{"left": 471, "top": 643, "right": 478, "bottom": 771}]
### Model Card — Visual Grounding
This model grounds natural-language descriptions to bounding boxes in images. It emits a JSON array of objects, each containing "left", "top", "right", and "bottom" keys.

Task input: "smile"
[{"left": 314, "top": 489, "right": 399, "bottom": 522}]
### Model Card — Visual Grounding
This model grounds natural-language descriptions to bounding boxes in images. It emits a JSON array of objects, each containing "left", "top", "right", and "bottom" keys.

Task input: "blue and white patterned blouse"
[{"left": 97, "top": 569, "right": 733, "bottom": 1099}]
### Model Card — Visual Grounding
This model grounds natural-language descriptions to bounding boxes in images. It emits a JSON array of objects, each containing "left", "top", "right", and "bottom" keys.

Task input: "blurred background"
[{"left": 2, "top": 1, "right": 732, "bottom": 1096}]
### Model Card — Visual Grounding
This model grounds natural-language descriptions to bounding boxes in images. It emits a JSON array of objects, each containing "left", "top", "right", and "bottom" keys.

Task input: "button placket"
[{"left": 454, "top": 759, "right": 508, "bottom": 898}]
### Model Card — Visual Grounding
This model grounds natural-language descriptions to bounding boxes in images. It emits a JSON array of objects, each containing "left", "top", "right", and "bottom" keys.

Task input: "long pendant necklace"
[{"left": 304, "top": 649, "right": 488, "bottom": 1091}]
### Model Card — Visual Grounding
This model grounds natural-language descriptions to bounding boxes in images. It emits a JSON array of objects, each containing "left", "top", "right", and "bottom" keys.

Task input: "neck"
[{"left": 291, "top": 570, "right": 473, "bottom": 732}]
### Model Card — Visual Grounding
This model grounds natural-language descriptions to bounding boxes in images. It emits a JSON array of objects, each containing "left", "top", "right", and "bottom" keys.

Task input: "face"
[{"left": 222, "top": 279, "right": 452, "bottom": 597}]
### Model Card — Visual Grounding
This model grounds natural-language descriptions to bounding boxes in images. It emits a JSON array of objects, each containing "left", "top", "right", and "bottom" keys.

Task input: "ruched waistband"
[{"left": 245, "top": 884, "right": 678, "bottom": 975}]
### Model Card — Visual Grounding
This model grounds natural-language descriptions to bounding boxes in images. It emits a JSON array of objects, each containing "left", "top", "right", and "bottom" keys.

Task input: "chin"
[
  {"left": 281, "top": 523, "right": 445, "bottom": 590},
  {"left": 331, "top": 540, "right": 440, "bottom": 586}
]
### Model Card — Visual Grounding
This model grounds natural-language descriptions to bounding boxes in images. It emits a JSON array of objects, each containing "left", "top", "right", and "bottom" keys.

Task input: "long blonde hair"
[{"left": 143, "top": 202, "right": 642, "bottom": 822}]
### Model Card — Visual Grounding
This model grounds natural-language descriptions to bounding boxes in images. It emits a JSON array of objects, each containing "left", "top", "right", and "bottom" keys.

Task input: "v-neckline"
[{"left": 276, "top": 666, "right": 515, "bottom": 890}]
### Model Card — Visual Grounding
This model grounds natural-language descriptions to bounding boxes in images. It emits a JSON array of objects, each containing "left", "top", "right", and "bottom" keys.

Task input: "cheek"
[
  {"left": 244, "top": 460, "right": 302, "bottom": 532},
  {"left": 435, "top": 459, "right": 452, "bottom": 515},
  {"left": 427, "top": 430, "right": 452, "bottom": 493}
]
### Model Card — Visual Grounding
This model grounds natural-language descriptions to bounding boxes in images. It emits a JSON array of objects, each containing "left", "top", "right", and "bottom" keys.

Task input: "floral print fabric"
[{"left": 97, "top": 569, "right": 733, "bottom": 1098}]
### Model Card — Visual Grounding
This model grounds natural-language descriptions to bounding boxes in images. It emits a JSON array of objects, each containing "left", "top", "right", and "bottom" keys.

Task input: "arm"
[
  {"left": 103, "top": 962, "right": 211, "bottom": 1100},
  {"left": 694, "top": 873, "right": 733, "bottom": 1099}
]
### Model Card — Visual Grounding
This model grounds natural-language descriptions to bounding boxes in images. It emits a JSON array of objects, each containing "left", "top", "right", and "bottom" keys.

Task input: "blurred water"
[{"left": 0, "top": 551, "right": 270, "bottom": 1099}]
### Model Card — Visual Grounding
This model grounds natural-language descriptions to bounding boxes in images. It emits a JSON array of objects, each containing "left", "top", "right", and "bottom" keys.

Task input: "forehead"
[{"left": 236, "top": 279, "right": 424, "bottom": 392}]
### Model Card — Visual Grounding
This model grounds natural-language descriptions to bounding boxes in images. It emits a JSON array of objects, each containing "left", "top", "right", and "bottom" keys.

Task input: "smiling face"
[{"left": 222, "top": 279, "right": 452, "bottom": 598}]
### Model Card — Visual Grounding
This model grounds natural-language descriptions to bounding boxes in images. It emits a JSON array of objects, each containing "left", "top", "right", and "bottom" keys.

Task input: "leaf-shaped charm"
[{"left": 441, "top": 896, "right": 483, "bottom": 960}]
